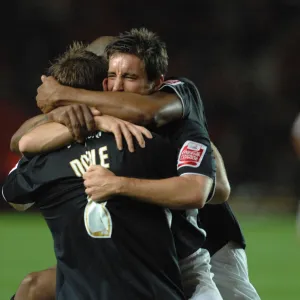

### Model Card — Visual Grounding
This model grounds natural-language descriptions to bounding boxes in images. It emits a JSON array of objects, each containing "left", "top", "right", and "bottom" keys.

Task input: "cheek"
[
  {"left": 123, "top": 81, "right": 145, "bottom": 93},
  {"left": 107, "top": 79, "right": 114, "bottom": 91}
]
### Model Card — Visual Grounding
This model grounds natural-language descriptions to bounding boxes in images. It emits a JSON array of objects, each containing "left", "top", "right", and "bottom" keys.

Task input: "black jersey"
[
  {"left": 2, "top": 133, "right": 185, "bottom": 300},
  {"left": 159, "top": 77, "right": 208, "bottom": 130},
  {"left": 161, "top": 77, "right": 246, "bottom": 255},
  {"left": 159, "top": 119, "right": 216, "bottom": 260}
]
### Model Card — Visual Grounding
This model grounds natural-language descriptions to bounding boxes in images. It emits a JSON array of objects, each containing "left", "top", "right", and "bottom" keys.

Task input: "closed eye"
[
  {"left": 124, "top": 74, "right": 138, "bottom": 80},
  {"left": 107, "top": 72, "right": 116, "bottom": 78}
]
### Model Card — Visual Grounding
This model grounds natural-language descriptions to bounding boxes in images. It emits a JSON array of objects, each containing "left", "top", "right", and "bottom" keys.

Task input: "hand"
[
  {"left": 94, "top": 115, "right": 152, "bottom": 152},
  {"left": 47, "top": 105, "right": 100, "bottom": 142},
  {"left": 83, "top": 165, "right": 118, "bottom": 201},
  {"left": 36, "top": 76, "right": 63, "bottom": 113}
]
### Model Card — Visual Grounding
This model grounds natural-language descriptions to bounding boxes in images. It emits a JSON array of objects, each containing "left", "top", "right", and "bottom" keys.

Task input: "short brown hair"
[
  {"left": 105, "top": 28, "right": 168, "bottom": 81},
  {"left": 48, "top": 42, "right": 107, "bottom": 91}
]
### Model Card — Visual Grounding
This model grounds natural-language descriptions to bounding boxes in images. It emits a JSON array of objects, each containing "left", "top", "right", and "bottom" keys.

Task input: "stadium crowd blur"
[{"left": 1, "top": 0, "right": 299, "bottom": 209}]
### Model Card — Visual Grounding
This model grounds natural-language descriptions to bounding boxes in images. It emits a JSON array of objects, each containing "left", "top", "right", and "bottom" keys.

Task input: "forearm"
[
  {"left": 209, "top": 143, "right": 230, "bottom": 203},
  {"left": 56, "top": 87, "right": 181, "bottom": 127},
  {"left": 19, "top": 123, "right": 72, "bottom": 156},
  {"left": 10, "top": 115, "right": 50, "bottom": 154},
  {"left": 116, "top": 175, "right": 213, "bottom": 209}
]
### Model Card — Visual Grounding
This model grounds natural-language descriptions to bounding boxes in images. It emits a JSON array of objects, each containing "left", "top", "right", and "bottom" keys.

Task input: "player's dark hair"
[
  {"left": 105, "top": 28, "right": 168, "bottom": 81},
  {"left": 48, "top": 41, "right": 108, "bottom": 91}
]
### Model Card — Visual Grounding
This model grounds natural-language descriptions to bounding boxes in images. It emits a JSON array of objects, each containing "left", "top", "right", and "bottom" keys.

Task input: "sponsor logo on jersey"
[{"left": 177, "top": 141, "right": 207, "bottom": 169}]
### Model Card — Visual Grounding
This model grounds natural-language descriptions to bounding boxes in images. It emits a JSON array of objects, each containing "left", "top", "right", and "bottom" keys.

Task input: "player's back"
[{"left": 3, "top": 132, "right": 185, "bottom": 300}]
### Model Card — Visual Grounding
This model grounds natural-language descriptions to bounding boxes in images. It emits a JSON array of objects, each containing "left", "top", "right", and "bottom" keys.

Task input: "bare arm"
[
  {"left": 19, "top": 123, "right": 72, "bottom": 157},
  {"left": 63, "top": 89, "right": 182, "bottom": 127},
  {"left": 83, "top": 166, "right": 213, "bottom": 209},
  {"left": 117, "top": 175, "right": 213, "bottom": 209},
  {"left": 10, "top": 115, "right": 50, "bottom": 154},
  {"left": 11, "top": 105, "right": 97, "bottom": 154},
  {"left": 37, "top": 77, "right": 183, "bottom": 127},
  {"left": 209, "top": 143, "right": 230, "bottom": 203},
  {"left": 19, "top": 115, "right": 152, "bottom": 156}
]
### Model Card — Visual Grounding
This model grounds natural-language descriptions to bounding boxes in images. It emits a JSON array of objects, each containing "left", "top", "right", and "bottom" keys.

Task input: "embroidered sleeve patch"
[{"left": 177, "top": 141, "right": 207, "bottom": 169}]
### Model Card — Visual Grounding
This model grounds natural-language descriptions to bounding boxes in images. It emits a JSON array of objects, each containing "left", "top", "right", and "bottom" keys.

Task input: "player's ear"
[
  {"left": 151, "top": 75, "right": 164, "bottom": 92},
  {"left": 102, "top": 78, "right": 108, "bottom": 91}
]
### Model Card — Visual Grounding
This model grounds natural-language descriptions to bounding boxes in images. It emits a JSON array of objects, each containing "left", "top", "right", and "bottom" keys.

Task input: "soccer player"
[
  {"left": 11, "top": 29, "right": 236, "bottom": 300},
  {"left": 5, "top": 42, "right": 219, "bottom": 299},
  {"left": 10, "top": 28, "right": 226, "bottom": 300},
  {"left": 33, "top": 29, "right": 260, "bottom": 300},
  {"left": 101, "top": 30, "right": 260, "bottom": 300}
]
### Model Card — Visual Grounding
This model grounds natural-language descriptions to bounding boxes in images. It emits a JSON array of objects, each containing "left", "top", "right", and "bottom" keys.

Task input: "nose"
[{"left": 112, "top": 77, "right": 124, "bottom": 92}]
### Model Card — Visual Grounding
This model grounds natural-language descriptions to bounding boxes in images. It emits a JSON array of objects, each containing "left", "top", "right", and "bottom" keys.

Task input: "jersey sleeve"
[
  {"left": 165, "top": 119, "right": 216, "bottom": 201},
  {"left": 172, "top": 120, "right": 215, "bottom": 178},
  {"left": 159, "top": 77, "right": 207, "bottom": 128},
  {"left": 2, "top": 156, "right": 46, "bottom": 210}
]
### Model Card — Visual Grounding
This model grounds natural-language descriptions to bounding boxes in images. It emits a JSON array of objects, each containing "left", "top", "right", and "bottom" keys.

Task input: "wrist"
[
  {"left": 114, "top": 176, "right": 128, "bottom": 195},
  {"left": 56, "top": 85, "right": 77, "bottom": 106}
]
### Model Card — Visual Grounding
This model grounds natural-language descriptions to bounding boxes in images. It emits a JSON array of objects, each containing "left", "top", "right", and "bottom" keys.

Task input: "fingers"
[
  {"left": 83, "top": 165, "right": 104, "bottom": 179},
  {"left": 80, "top": 105, "right": 96, "bottom": 132},
  {"left": 83, "top": 177, "right": 96, "bottom": 188},
  {"left": 85, "top": 187, "right": 92, "bottom": 196},
  {"left": 90, "top": 107, "right": 101, "bottom": 116},
  {"left": 112, "top": 124, "right": 123, "bottom": 151},
  {"left": 87, "top": 165, "right": 100, "bottom": 172},
  {"left": 67, "top": 110, "right": 82, "bottom": 142},
  {"left": 126, "top": 125, "right": 146, "bottom": 149},
  {"left": 56, "top": 105, "right": 96, "bottom": 142},
  {"left": 74, "top": 106, "right": 86, "bottom": 129},
  {"left": 112, "top": 122, "right": 152, "bottom": 152},
  {"left": 120, "top": 123, "right": 134, "bottom": 152},
  {"left": 122, "top": 124, "right": 153, "bottom": 150},
  {"left": 135, "top": 125, "right": 153, "bottom": 139}
]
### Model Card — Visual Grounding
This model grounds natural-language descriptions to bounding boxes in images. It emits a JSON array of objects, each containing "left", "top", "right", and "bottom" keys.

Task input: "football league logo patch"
[{"left": 177, "top": 141, "right": 207, "bottom": 169}]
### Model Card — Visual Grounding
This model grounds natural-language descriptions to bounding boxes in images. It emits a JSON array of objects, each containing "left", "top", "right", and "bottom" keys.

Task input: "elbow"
[
  {"left": 126, "top": 108, "right": 155, "bottom": 126},
  {"left": 211, "top": 181, "right": 231, "bottom": 204},
  {"left": 186, "top": 189, "right": 207, "bottom": 209},
  {"left": 10, "top": 133, "right": 21, "bottom": 154},
  {"left": 141, "top": 105, "right": 166, "bottom": 127},
  {"left": 18, "top": 135, "right": 33, "bottom": 155},
  {"left": 219, "top": 181, "right": 231, "bottom": 202},
  {"left": 180, "top": 176, "right": 213, "bottom": 209},
  {"left": 152, "top": 110, "right": 172, "bottom": 128},
  {"left": 139, "top": 111, "right": 155, "bottom": 126}
]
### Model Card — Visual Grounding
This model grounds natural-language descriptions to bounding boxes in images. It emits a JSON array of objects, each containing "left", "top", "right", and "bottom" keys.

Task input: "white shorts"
[
  {"left": 180, "top": 248, "right": 223, "bottom": 300},
  {"left": 210, "top": 242, "right": 261, "bottom": 300}
]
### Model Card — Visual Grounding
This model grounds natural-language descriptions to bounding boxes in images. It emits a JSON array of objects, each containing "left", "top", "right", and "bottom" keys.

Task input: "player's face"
[{"left": 107, "top": 53, "right": 158, "bottom": 95}]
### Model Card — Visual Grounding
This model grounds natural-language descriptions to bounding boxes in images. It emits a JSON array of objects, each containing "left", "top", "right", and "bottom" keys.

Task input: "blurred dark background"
[{"left": 1, "top": 0, "right": 300, "bottom": 209}]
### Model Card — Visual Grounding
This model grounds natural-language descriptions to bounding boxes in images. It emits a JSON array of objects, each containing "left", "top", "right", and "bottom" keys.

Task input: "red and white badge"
[{"left": 177, "top": 141, "right": 207, "bottom": 169}]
